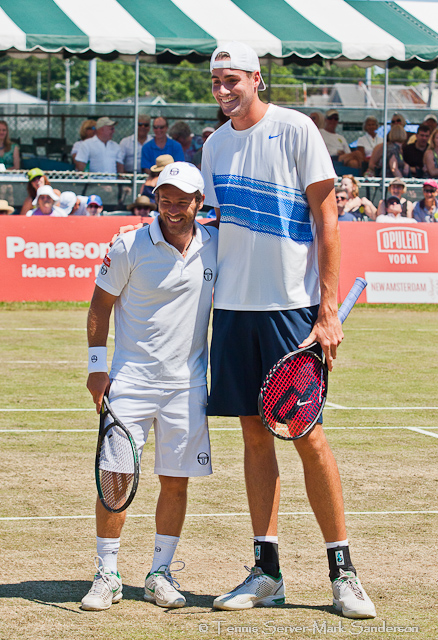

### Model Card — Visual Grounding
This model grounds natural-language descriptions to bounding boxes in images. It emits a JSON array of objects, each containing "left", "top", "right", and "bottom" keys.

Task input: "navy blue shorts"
[{"left": 207, "top": 307, "right": 321, "bottom": 417}]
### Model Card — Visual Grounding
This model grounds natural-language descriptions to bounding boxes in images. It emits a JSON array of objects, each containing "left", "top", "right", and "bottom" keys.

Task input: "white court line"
[
  {"left": 0, "top": 426, "right": 437, "bottom": 434},
  {"left": 0, "top": 408, "right": 95, "bottom": 412},
  {"left": 0, "top": 509, "right": 437, "bottom": 522},
  {"left": 5, "top": 361, "right": 87, "bottom": 365},
  {"left": 0, "top": 328, "right": 86, "bottom": 331},
  {"left": 406, "top": 427, "right": 438, "bottom": 440}
]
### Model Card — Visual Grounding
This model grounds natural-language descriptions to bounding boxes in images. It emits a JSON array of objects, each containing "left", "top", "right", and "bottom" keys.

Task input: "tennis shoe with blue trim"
[
  {"left": 81, "top": 557, "right": 123, "bottom": 611},
  {"left": 144, "top": 562, "right": 186, "bottom": 608},
  {"left": 213, "top": 566, "right": 285, "bottom": 610},
  {"left": 332, "top": 570, "right": 376, "bottom": 619}
]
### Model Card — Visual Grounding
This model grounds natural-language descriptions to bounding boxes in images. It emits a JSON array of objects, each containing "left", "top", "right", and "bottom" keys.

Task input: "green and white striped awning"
[{"left": 1, "top": 0, "right": 438, "bottom": 64}]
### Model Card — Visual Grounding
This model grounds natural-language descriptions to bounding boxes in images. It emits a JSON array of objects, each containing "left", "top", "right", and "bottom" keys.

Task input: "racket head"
[
  {"left": 258, "top": 348, "right": 328, "bottom": 441},
  {"left": 95, "top": 396, "right": 140, "bottom": 513}
]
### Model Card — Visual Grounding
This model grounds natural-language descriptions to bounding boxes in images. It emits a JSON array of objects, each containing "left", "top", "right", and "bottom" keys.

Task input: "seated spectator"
[
  {"left": 356, "top": 116, "right": 382, "bottom": 165},
  {"left": 309, "top": 111, "right": 325, "bottom": 129},
  {"left": 119, "top": 115, "right": 152, "bottom": 173},
  {"left": 376, "top": 178, "right": 413, "bottom": 218},
  {"left": 20, "top": 168, "right": 51, "bottom": 215},
  {"left": 169, "top": 120, "right": 202, "bottom": 163},
  {"left": 412, "top": 179, "right": 438, "bottom": 222},
  {"left": 423, "top": 127, "right": 438, "bottom": 179},
  {"left": 59, "top": 191, "right": 80, "bottom": 216},
  {"left": 0, "top": 121, "right": 19, "bottom": 170},
  {"left": 193, "top": 127, "right": 215, "bottom": 168},
  {"left": 140, "top": 154, "right": 174, "bottom": 201},
  {"left": 320, "top": 110, "right": 362, "bottom": 169},
  {"left": 403, "top": 123, "right": 429, "bottom": 178},
  {"left": 335, "top": 187, "right": 357, "bottom": 221},
  {"left": 71, "top": 119, "right": 96, "bottom": 163},
  {"left": 376, "top": 195, "right": 417, "bottom": 223},
  {"left": 86, "top": 195, "right": 104, "bottom": 216},
  {"left": 141, "top": 117, "right": 184, "bottom": 174},
  {"left": 407, "top": 114, "right": 437, "bottom": 145},
  {"left": 126, "top": 195, "right": 157, "bottom": 216},
  {"left": 27, "top": 185, "right": 66, "bottom": 216},
  {"left": 340, "top": 174, "right": 376, "bottom": 220},
  {"left": 372, "top": 125, "right": 409, "bottom": 178},
  {"left": 0, "top": 198, "right": 15, "bottom": 215},
  {"left": 366, "top": 113, "right": 407, "bottom": 176},
  {"left": 75, "top": 117, "right": 124, "bottom": 173}
]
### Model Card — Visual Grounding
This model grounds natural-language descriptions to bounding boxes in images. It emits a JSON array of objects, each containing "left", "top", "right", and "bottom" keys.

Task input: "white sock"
[
  {"left": 150, "top": 534, "right": 179, "bottom": 574},
  {"left": 325, "top": 539, "right": 349, "bottom": 550},
  {"left": 96, "top": 536, "right": 120, "bottom": 574}
]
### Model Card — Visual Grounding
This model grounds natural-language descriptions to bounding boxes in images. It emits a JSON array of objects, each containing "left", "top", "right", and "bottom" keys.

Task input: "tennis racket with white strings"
[
  {"left": 258, "top": 277, "right": 367, "bottom": 441},
  {"left": 95, "top": 395, "right": 140, "bottom": 513}
]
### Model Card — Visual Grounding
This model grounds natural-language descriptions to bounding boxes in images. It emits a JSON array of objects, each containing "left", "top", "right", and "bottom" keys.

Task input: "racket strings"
[
  {"left": 98, "top": 422, "right": 136, "bottom": 511},
  {"left": 261, "top": 352, "right": 326, "bottom": 439}
]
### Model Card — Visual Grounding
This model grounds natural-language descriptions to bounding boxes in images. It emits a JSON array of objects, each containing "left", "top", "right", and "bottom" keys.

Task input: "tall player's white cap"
[{"left": 210, "top": 41, "right": 266, "bottom": 91}]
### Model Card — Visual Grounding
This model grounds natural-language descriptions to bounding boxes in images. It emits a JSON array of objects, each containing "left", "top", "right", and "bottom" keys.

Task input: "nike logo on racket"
[
  {"left": 296, "top": 399, "right": 312, "bottom": 406},
  {"left": 269, "top": 133, "right": 282, "bottom": 139}
]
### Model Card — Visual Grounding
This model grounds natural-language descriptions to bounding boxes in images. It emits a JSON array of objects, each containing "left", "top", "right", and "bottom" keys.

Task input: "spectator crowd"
[{"left": 0, "top": 109, "right": 437, "bottom": 223}]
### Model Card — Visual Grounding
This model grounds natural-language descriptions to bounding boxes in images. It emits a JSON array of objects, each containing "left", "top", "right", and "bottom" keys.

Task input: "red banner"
[
  {"left": 339, "top": 223, "right": 438, "bottom": 303},
  {"left": 1, "top": 218, "right": 437, "bottom": 302}
]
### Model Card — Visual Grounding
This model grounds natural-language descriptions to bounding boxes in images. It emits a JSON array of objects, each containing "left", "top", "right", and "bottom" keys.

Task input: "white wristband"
[{"left": 88, "top": 346, "right": 108, "bottom": 373}]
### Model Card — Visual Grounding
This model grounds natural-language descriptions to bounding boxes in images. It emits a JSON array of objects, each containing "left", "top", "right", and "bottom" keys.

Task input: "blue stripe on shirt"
[{"left": 213, "top": 174, "right": 313, "bottom": 243}]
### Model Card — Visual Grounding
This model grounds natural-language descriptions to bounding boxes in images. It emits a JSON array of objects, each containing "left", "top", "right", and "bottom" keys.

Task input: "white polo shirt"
[
  {"left": 75, "top": 135, "right": 124, "bottom": 172},
  {"left": 320, "top": 129, "right": 351, "bottom": 156},
  {"left": 95, "top": 218, "right": 218, "bottom": 388},
  {"left": 119, "top": 133, "right": 152, "bottom": 172}
]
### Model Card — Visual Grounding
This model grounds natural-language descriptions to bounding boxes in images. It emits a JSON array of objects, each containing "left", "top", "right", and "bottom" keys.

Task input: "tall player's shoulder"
[{"left": 268, "top": 105, "right": 314, "bottom": 131}]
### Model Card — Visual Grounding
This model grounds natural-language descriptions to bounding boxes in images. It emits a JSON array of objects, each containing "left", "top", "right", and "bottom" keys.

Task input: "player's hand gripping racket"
[
  {"left": 95, "top": 395, "right": 140, "bottom": 513},
  {"left": 258, "top": 277, "right": 367, "bottom": 441}
]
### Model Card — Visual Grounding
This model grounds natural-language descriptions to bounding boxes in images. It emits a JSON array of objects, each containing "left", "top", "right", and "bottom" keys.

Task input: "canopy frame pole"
[
  {"left": 381, "top": 61, "right": 389, "bottom": 201},
  {"left": 132, "top": 54, "right": 140, "bottom": 202},
  {"left": 47, "top": 55, "right": 51, "bottom": 137}
]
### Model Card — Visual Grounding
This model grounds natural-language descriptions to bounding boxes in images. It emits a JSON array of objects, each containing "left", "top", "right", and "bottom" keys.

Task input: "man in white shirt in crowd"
[
  {"left": 321, "top": 110, "right": 361, "bottom": 169},
  {"left": 81, "top": 162, "right": 218, "bottom": 612},
  {"left": 75, "top": 117, "right": 124, "bottom": 174},
  {"left": 119, "top": 115, "right": 153, "bottom": 173},
  {"left": 376, "top": 195, "right": 417, "bottom": 223}
]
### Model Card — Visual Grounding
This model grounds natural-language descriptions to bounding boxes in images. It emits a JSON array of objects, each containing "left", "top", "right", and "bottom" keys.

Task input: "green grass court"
[{"left": 0, "top": 303, "right": 437, "bottom": 640}]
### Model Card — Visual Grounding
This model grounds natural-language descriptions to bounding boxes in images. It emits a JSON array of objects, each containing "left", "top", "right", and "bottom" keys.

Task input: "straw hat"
[{"left": 150, "top": 154, "right": 175, "bottom": 173}]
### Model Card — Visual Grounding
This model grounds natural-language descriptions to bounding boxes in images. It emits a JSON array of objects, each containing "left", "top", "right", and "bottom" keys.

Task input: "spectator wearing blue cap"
[{"left": 86, "top": 195, "right": 104, "bottom": 216}]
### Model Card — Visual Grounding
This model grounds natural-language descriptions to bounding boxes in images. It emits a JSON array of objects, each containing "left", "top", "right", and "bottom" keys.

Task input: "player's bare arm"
[
  {"left": 300, "top": 179, "right": 343, "bottom": 371},
  {"left": 87, "top": 285, "right": 118, "bottom": 412}
]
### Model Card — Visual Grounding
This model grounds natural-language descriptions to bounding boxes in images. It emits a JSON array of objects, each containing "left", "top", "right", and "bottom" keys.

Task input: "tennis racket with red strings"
[{"left": 258, "top": 277, "right": 367, "bottom": 441}]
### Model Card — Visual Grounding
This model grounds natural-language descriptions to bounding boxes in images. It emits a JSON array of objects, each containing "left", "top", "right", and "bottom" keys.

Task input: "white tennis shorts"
[{"left": 107, "top": 378, "right": 212, "bottom": 477}]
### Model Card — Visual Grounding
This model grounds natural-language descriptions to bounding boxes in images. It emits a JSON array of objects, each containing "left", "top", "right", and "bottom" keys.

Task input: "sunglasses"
[
  {"left": 87, "top": 203, "right": 101, "bottom": 208},
  {"left": 138, "top": 123, "right": 150, "bottom": 127},
  {"left": 391, "top": 119, "right": 402, "bottom": 124},
  {"left": 423, "top": 188, "right": 436, "bottom": 194},
  {"left": 327, "top": 115, "right": 339, "bottom": 121},
  {"left": 336, "top": 196, "right": 347, "bottom": 201},
  {"left": 153, "top": 125, "right": 166, "bottom": 130}
]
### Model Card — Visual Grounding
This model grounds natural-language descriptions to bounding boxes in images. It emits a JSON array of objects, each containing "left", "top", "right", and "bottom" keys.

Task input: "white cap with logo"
[
  {"left": 153, "top": 162, "right": 204, "bottom": 195},
  {"left": 210, "top": 41, "right": 266, "bottom": 91}
]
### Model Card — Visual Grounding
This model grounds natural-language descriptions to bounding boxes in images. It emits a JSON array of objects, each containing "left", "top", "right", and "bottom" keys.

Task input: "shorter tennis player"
[{"left": 82, "top": 162, "right": 217, "bottom": 610}]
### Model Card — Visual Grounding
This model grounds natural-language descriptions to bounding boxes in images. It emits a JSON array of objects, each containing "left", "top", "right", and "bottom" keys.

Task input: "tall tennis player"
[
  {"left": 201, "top": 41, "right": 376, "bottom": 619},
  {"left": 82, "top": 162, "right": 217, "bottom": 610}
]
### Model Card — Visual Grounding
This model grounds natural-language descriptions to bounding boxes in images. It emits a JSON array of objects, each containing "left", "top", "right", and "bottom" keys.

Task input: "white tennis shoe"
[
  {"left": 144, "top": 562, "right": 186, "bottom": 608},
  {"left": 332, "top": 570, "right": 376, "bottom": 619},
  {"left": 213, "top": 566, "right": 285, "bottom": 610},
  {"left": 81, "top": 556, "right": 123, "bottom": 611}
]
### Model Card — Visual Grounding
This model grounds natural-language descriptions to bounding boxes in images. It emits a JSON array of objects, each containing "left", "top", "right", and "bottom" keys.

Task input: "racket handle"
[{"left": 338, "top": 277, "right": 367, "bottom": 324}]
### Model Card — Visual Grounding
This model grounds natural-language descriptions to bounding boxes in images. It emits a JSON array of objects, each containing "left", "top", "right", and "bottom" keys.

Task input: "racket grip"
[{"left": 338, "top": 277, "right": 367, "bottom": 324}]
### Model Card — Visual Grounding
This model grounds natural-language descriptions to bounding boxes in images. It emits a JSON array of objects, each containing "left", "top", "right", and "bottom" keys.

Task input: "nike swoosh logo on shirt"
[{"left": 269, "top": 134, "right": 282, "bottom": 139}]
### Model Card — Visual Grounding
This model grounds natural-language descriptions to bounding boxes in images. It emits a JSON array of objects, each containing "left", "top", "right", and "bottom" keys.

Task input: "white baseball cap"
[
  {"left": 153, "top": 162, "right": 204, "bottom": 195},
  {"left": 59, "top": 191, "right": 77, "bottom": 215},
  {"left": 32, "top": 185, "right": 60, "bottom": 206},
  {"left": 210, "top": 41, "right": 266, "bottom": 91}
]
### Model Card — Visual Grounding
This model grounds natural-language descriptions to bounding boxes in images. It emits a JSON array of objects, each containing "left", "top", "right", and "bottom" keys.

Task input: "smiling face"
[
  {"left": 211, "top": 67, "right": 260, "bottom": 124},
  {"left": 157, "top": 184, "right": 202, "bottom": 243},
  {"left": 340, "top": 177, "right": 354, "bottom": 197},
  {"left": 37, "top": 194, "right": 54, "bottom": 215},
  {"left": 365, "top": 118, "right": 378, "bottom": 136}
]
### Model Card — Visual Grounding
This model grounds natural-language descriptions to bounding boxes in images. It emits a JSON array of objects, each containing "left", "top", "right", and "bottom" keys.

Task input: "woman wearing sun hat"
[{"left": 20, "top": 168, "right": 51, "bottom": 216}]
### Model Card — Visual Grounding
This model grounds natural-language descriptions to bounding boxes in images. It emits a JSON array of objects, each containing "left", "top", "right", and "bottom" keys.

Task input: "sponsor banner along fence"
[{"left": 0, "top": 218, "right": 437, "bottom": 303}]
